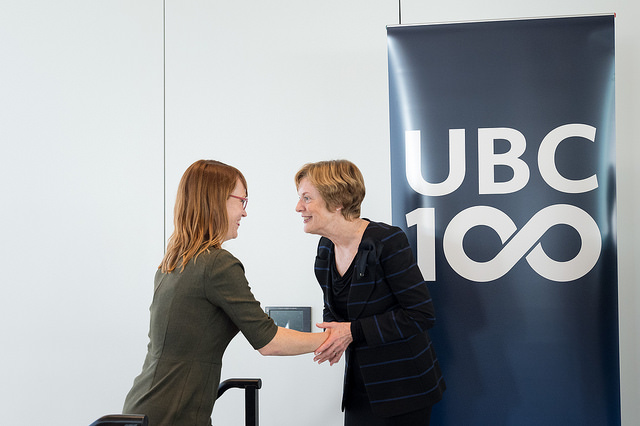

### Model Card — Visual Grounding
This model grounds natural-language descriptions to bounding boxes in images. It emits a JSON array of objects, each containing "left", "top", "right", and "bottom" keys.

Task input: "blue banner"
[{"left": 388, "top": 15, "right": 618, "bottom": 425}]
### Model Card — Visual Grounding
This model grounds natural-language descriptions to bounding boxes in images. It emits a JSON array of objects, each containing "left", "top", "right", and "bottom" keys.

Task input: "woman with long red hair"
[{"left": 123, "top": 160, "right": 329, "bottom": 426}]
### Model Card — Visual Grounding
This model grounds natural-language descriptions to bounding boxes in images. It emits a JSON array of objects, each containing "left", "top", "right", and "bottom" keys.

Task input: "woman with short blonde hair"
[
  {"left": 295, "top": 159, "right": 446, "bottom": 426},
  {"left": 295, "top": 159, "right": 365, "bottom": 221}
]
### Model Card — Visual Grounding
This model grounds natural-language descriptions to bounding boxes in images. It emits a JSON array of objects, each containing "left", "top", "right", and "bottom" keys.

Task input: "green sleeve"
[{"left": 205, "top": 249, "right": 278, "bottom": 350}]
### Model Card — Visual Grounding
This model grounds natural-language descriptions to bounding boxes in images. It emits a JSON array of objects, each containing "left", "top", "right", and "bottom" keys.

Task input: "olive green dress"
[{"left": 123, "top": 248, "right": 278, "bottom": 426}]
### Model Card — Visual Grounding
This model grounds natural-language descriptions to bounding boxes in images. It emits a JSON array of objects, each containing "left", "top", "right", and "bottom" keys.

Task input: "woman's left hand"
[{"left": 313, "top": 322, "right": 353, "bottom": 366}]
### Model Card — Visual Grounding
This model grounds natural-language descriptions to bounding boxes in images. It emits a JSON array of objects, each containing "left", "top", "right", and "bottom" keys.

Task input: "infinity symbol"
[{"left": 443, "top": 204, "right": 602, "bottom": 282}]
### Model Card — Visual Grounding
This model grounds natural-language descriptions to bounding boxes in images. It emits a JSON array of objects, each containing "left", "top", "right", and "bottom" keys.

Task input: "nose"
[{"left": 295, "top": 198, "right": 305, "bottom": 212}]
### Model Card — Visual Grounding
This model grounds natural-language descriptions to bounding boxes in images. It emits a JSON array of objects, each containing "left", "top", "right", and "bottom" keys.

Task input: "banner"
[{"left": 387, "top": 15, "right": 618, "bottom": 425}]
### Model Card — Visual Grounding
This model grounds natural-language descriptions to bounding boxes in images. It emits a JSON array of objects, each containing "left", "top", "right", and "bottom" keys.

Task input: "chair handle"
[
  {"left": 217, "top": 378, "right": 262, "bottom": 397},
  {"left": 89, "top": 414, "right": 148, "bottom": 426},
  {"left": 217, "top": 378, "right": 262, "bottom": 426}
]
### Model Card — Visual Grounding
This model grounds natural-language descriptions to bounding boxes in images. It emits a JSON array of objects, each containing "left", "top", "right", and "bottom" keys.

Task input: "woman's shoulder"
[
  {"left": 197, "top": 246, "right": 243, "bottom": 269},
  {"left": 192, "top": 247, "right": 247, "bottom": 287},
  {"left": 363, "top": 219, "right": 405, "bottom": 240},
  {"left": 316, "top": 236, "right": 333, "bottom": 258}
]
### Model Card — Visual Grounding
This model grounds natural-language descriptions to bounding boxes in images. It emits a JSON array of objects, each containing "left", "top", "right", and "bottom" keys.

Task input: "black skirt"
[{"left": 344, "top": 352, "right": 432, "bottom": 426}]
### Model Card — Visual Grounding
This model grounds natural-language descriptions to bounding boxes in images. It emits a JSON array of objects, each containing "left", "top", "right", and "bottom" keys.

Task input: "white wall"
[
  {"left": 0, "top": 0, "right": 164, "bottom": 423},
  {"left": 1, "top": 1, "right": 638, "bottom": 426}
]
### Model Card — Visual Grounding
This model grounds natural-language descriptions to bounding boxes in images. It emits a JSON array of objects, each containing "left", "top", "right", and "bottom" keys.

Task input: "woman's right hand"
[{"left": 313, "top": 322, "right": 352, "bottom": 366}]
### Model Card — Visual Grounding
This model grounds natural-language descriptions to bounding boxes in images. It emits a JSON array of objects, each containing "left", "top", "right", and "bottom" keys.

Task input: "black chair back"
[
  {"left": 217, "top": 378, "right": 262, "bottom": 426},
  {"left": 89, "top": 414, "right": 148, "bottom": 426}
]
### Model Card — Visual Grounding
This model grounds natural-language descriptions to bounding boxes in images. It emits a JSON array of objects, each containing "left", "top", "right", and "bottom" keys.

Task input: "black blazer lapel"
[
  {"left": 315, "top": 237, "right": 339, "bottom": 321},
  {"left": 347, "top": 238, "right": 383, "bottom": 320}
]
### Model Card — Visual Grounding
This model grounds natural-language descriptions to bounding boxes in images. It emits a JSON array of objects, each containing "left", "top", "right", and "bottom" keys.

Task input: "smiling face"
[
  {"left": 225, "top": 178, "right": 248, "bottom": 241},
  {"left": 295, "top": 177, "right": 340, "bottom": 236}
]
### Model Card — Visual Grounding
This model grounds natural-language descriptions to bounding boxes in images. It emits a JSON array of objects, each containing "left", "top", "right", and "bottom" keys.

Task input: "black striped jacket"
[{"left": 314, "top": 220, "right": 446, "bottom": 417}]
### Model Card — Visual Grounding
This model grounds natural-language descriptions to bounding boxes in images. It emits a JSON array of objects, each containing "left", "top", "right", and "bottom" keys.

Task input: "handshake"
[{"left": 312, "top": 321, "right": 353, "bottom": 366}]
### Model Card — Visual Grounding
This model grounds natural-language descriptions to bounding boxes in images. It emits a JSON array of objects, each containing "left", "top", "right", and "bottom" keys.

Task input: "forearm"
[{"left": 258, "top": 326, "right": 328, "bottom": 356}]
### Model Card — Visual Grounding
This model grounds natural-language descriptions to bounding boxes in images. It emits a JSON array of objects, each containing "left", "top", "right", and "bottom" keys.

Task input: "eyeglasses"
[{"left": 229, "top": 194, "right": 248, "bottom": 210}]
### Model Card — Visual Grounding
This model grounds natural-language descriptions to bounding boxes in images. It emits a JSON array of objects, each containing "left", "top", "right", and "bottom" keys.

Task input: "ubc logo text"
[{"left": 404, "top": 124, "right": 602, "bottom": 282}]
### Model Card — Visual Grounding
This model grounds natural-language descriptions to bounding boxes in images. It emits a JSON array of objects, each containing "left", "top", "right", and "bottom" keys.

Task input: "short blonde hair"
[{"left": 295, "top": 160, "right": 365, "bottom": 221}]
